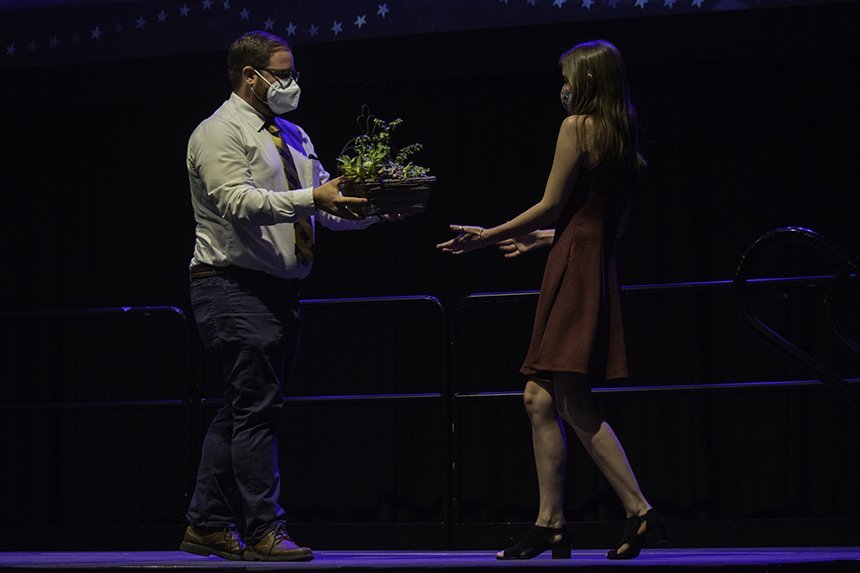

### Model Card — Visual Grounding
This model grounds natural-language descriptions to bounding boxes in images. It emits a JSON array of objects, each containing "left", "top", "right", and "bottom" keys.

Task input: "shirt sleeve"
[
  {"left": 188, "top": 118, "right": 315, "bottom": 225},
  {"left": 316, "top": 210, "right": 379, "bottom": 231}
]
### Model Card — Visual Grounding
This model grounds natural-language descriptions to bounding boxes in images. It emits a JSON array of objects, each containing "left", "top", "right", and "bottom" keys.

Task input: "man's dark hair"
[{"left": 227, "top": 31, "right": 291, "bottom": 90}]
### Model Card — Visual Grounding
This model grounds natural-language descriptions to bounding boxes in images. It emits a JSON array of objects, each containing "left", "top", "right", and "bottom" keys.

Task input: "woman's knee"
[{"left": 523, "top": 380, "right": 556, "bottom": 422}]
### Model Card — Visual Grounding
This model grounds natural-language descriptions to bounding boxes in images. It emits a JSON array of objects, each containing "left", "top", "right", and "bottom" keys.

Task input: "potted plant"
[{"left": 337, "top": 108, "right": 435, "bottom": 216}]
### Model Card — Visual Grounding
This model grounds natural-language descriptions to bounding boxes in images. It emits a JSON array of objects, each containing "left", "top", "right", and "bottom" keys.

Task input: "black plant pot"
[{"left": 340, "top": 176, "right": 435, "bottom": 216}]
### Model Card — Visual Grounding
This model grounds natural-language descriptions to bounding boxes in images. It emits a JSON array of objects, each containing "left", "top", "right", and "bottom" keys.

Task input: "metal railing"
[
  {"left": 0, "top": 305, "right": 191, "bottom": 411},
  {"left": 452, "top": 271, "right": 860, "bottom": 398},
  {"left": 0, "top": 305, "right": 193, "bottom": 530},
  {"left": 734, "top": 227, "right": 860, "bottom": 409},
  {"left": 2, "top": 240, "right": 858, "bottom": 543}
]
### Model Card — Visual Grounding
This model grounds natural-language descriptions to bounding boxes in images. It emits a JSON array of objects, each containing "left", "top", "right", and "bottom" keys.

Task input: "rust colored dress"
[{"left": 520, "top": 163, "right": 632, "bottom": 382}]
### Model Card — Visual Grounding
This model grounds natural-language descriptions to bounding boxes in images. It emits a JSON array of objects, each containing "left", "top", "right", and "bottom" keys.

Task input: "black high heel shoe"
[
  {"left": 497, "top": 524, "right": 571, "bottom": 560},
  {"left": 606, "top": 509, "right": 668, "bottom": 560}
]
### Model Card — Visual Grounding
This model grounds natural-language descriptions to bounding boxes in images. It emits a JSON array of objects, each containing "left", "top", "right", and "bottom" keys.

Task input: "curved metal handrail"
[
  {"left": 825, "top": 264, "right": 860, "bottom": 360},
  {"left": 733, "top": 226, "right": 860, "bottom": 409}
]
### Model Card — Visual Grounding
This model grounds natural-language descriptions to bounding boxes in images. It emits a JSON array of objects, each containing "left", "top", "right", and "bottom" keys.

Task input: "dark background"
[{"left": 1, "top": 1, "right": 859, "bottom": 550}]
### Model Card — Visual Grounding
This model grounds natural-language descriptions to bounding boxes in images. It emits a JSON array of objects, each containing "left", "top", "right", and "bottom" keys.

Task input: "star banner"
[{"left": 0, "top": 0, "right": 842, "bottom": 69}]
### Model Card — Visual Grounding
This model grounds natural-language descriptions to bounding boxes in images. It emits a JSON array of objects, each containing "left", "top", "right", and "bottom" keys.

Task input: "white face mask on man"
[{"left": 254, "top": 69, "right": 301, "bottom": 114}]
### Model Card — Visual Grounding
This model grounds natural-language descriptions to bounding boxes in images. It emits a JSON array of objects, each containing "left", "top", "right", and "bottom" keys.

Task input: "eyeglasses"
[{"left": 261, "top": 68, "right": 300, "bottom": 87}]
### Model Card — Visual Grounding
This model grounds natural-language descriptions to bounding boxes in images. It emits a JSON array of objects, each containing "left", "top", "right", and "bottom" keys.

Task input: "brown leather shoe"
[
  {"left": 244, "top": 525, "right": 313, "bottom": 562},
  {"left": 179, "top": 525, "right": 246, "bottom": 560}
]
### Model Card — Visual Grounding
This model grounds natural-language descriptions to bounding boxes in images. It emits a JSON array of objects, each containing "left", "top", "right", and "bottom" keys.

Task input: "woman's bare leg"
[
  {"left": 523, "top": 379, "right": 568, "bottom": 529},
  {"left": 552, "top": 372, "right": 651, "bottom": 521},
  {"left": 497, "top": 379, "right": 567, "bottom": 558}
]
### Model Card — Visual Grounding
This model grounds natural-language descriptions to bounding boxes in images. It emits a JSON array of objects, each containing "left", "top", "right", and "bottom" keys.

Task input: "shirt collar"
[{"left": 228, "top": 91, "right": 273, "bottom": 132}]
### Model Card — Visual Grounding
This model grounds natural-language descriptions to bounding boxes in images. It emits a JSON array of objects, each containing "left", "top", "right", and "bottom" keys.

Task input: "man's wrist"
[{"left": 294, "top": 187, "right": 316, "bottom": 211}]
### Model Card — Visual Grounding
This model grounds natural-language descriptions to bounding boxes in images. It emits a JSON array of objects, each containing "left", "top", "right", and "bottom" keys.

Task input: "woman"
[{"left": 437, "top": 40, "right": 666, "bottom": 560}]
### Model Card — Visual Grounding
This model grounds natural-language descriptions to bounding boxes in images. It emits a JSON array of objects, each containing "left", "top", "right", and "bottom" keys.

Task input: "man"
[{"left": 179, "top": 31, "right": 377, "bottom": 562}]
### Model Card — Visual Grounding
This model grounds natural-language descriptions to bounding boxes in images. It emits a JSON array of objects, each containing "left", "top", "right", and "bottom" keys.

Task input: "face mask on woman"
[
  {"left": 254, "top": 69, "right": 301, "bottom": 114},
  {"left": 560, "top": 86, "right": 572, "bottom": 113}
]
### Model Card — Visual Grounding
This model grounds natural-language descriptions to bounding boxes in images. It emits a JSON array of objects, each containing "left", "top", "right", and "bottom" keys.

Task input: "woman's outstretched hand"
[
  {"left": 496, "top": 230, "right": 553, "bottom": 258},
  {"left": 436, "top": 224, "right": 487, "bottom": 255}
]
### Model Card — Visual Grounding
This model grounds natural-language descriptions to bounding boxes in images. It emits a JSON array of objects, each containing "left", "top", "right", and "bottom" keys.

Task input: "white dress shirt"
[{"left": 188, "top": 92, "right": 374, "bottom": 279}]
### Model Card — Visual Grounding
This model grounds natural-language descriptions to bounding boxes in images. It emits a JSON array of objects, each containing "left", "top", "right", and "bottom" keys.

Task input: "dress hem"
[{"left": 520, "top": 366, "right": 629, "bottom": 383}]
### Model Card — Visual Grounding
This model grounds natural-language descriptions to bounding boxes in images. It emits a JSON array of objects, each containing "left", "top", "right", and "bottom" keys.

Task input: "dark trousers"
[{"left": 186, "top": 271, "right": 301, "bottom": 543}]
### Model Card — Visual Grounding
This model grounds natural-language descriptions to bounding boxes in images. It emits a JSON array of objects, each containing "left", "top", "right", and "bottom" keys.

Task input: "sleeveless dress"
[{"left": 520, "top": 163, "right": 632, "bottom": 382}]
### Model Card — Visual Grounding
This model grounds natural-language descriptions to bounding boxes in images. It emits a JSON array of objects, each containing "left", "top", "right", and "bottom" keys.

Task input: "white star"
[
  {"left": 664, "top": 0, "right": 676, "bottom": 7},
  {"left": 136, "top": 16, "right": 146, "bottom": 28},
  {"left": 635, "top": 0, "right": 648, "bottom": 7},
  {"left": 202, "top": 0, "right": 212, "bottom": 8},
  {"left": 527, "top": 0, "right": 537, "bottom": 5},
  {"left": 27, "top": 41, "right": 36, "bottom": 51},
  {"left": 331, "top": 20, "right": 343, "bottom": 35},
  {"left": 239, "top": 7, "right": 250, "bottom": 20},
  {"left": 49, "top": 36, "right": 59, "bottom": 47},
  {"left": 354, "top": 14, "right": 367, "bottom": 28},
  {"left": 691, "top": 0, "right": 704, "bottom": 6},
  {"left": 582, "top": 0, "right": 593, "bottom": 8},
  {"left": 157, "top": 10, "right": 168, "bottom": 22},
  {"left": 499, "top": 0, "right": 509, "bottom": 4},
  {"left": 91, "top": 26, "right": 102, "bottom": 39},
  {"left": 223, "top": 0, "right": 230, "bottom": 9},
  {"left": 263, "top": 17, "right": 274, "bottom": 30},
  {"left": 180, "top": 4, "right": 191, "bottom": 16},
  {"left": 308, "top": 23, "right": 319, "bottom": 37},
  {"left": 377, "top": 3, "right": 389, "bottom": 17},
  {"left": 5, "top": 44, "right": 16, "bottom": 56},
  {"left": 286, "top": 22, "right": 297, "bottom": 36},
  {"left": 607, "top": 0, "right": 619, "bottom": 6},
  {"left": 553, "top": 0, "right": 566, "bottom": 7}
]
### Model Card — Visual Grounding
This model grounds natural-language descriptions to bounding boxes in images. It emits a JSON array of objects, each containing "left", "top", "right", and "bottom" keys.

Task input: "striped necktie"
[{"left": 266, "top": 122, "right": 313, "bottom": 267}]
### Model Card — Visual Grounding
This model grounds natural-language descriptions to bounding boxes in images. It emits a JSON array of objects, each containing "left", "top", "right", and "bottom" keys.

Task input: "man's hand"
[{"left": 312, "top": 177, "right": 368, "bottom": 220}]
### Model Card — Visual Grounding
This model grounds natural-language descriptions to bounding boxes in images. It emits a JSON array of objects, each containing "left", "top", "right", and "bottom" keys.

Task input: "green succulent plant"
[{"left": 336, "top": 111, "right": 430, "bottom": 182}]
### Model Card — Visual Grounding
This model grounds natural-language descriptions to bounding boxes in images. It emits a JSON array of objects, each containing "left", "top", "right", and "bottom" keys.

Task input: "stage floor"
[{"left": 1, "top": 548, "right": 860, "bottom": 571}]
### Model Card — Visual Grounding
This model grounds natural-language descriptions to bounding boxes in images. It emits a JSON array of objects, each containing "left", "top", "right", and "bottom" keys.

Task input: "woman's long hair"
[{"left": 559, "top": 40, "right": 646, "bottom": 170}]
